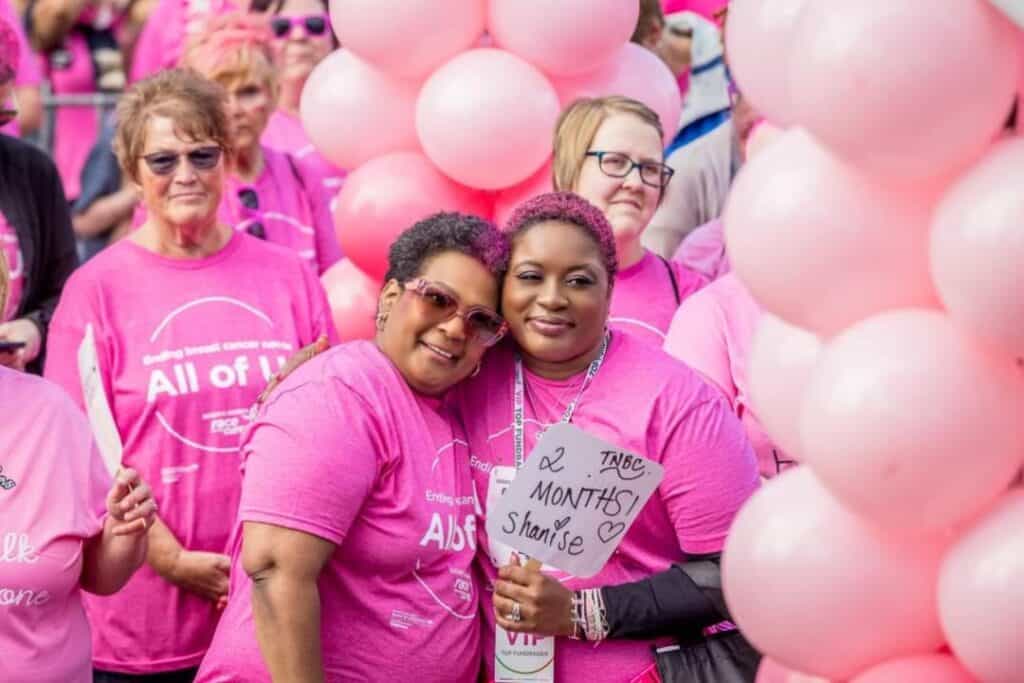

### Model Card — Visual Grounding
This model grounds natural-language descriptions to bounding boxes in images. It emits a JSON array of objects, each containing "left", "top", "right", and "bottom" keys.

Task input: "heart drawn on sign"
[
  {"left": 553, "top": 516, "right": 571, "bottom": 531},
  {"left": 597, "top": 521, "right": 626, "bottom": 544}
]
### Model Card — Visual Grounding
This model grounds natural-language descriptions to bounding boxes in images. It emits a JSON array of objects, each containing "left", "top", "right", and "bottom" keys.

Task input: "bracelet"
[{"left": 570, "top": 589, "right": 609, "bottom": 642}]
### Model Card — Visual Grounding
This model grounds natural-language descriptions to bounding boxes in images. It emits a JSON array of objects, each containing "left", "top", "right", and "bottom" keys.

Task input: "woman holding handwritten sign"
[
  {"left": 450, "top": 192, "right": 760, "bottom": 683},
  {"left": 195, "top": 213, "right": 509, "bottom": 682}
]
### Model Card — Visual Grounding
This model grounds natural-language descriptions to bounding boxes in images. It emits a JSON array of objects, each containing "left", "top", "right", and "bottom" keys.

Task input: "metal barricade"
[{"left": 37, "top": 82, "right": 120, "bottom": 156}]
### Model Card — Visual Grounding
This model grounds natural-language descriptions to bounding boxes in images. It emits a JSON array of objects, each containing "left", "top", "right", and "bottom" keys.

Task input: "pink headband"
[
  {"left": 182, "top": 11, "right": 274, "bottom": 75},
  {"left": 0, "top": 15, "right": 19, "bottom": 82}
]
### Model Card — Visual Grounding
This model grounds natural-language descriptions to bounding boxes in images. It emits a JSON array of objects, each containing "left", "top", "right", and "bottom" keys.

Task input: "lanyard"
[{"left": 512, "top": 333, "right": 609, "bottom": 470}]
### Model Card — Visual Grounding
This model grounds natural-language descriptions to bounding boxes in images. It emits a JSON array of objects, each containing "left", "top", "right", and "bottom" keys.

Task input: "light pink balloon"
[
  {"left": 492, "top": 161, "right": 553, "bottom": 229},
  {"left": 487, "top": 0, "right": 638, "bottom": 77},
  {"left": 328, "top": 0, "right": 485, "bottom": 79},
  {"left": 723, "top": 468, "right": 947, "bottom": 680},
  {"left": 747, "top": 313, "right": 821, "bottom": 461},
  {"left": 939, "top": 489, "right": 1024, "bottom": 683},
  {"left": 757, "top": 657, "right": 835, "bottom": 683},
  {"left": 300, "top": 49, "right": 420, "bottom": 170},
  {"left": 416, "top": 48, "right": 560, "bottom": 190},
  {"left": 800, "top": 310, "right": 1024, "bottom": 532},
  {"left": 332, "top": 151, "right": 492, "bottom": 282},
  {"left": 850, "top": 654, "right": 977, "bottom": 683},
  {"left": 788, "top": 0, "right": 1021, "bottom": 180},
  {"left": 931, "top": 138, "right": 1024, "bottom": 358},
  {"left": 320, "top": 258, "right": 381, "bottom": 342},
  {"left": 744, "top": 121, "right": 785, "bottom": 161},
  {"left": 552, "top": 43, "right": 682, "bottom": 144},
  {"left": 724, "top": 0, "right": 807, "bottom": 126},
  {"left": 724, "top": 128, "right": 940, "bottom": 336}
]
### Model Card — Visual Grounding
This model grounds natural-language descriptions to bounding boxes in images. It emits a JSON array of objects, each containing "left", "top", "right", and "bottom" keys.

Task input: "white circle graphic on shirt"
[{"left": 148, "top": 296, "right": 277, "bottom": 453}]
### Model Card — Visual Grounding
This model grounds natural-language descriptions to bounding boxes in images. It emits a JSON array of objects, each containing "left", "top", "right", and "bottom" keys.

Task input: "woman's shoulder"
[
  {"left": 264, "top": 341, "right": 401, "bottom": 410},
  {"left": 0, "top": 366, "right": 86, "bottom": 430},
  {"left": 0, "top": 134, "right": 60, "bottom": 183},
  {"left": 608, "top": 331, "right": 714, "bottom": 396}
]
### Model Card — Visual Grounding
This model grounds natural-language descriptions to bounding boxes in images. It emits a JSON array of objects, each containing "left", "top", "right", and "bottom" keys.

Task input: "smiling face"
[
  {"left": 376, "top": 250, "right": 501, "bottom": 395},
  {"left": 136, "top": 115, "right": 225, "bottom": 232},
  {"left": 503, "top": 220, "right": 612, "bottom": 376},
  {"left": 573, "top": 113, "right": 664, "bottom": 258}
]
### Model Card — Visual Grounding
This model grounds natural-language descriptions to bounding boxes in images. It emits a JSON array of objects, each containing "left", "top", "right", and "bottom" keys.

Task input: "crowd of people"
[{"left": 2, "top": 1, "right": 797, "bottom": 682}]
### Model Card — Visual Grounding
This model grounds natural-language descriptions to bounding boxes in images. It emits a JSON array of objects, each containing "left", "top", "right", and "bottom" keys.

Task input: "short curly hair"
[
  {"left": 385, "top": 212, "right": 510, "bottom": 285},
  {"left": 504, "top": 192, "right": 618, "bottom": 283}
]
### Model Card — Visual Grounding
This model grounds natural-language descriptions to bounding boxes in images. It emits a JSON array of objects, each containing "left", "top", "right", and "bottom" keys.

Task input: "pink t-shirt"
[
  {"left": 609, "top": 249, "right": 706, "bottom": 346},
  {"left": 0, "top": 366, "right": 112, "bottom": 683},
  {"left": 44, "top": 232, "right": 336, "bottom": 674},
  {"left": 130, "top": 0, "right": 235, "bottom": 82},
  {"left": 220, "top": 146, "right": 341, "bottom": 274},
  {"left": 196, "top": 342, "right": 481, "bottom": 683},
  {"left": 673, "top": 218, "right": 730, "bottom": 281},
  {"left": 451, "top": 332, "right": 759, "bottom": 683},
  {"left": 262, "top": 109, "right": 348, "bottom": 214},
  {"left": 664, "top": 273, "right": 796, "bottom": 478},
  {"left": 0, "top": 208, "right": 23, "bottom": 321}
]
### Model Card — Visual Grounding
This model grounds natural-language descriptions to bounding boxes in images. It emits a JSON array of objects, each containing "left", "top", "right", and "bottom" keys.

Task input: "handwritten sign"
[
  {"left": 78, "top": 324, "right": 124, "bottom": 476},
  {"left": 487, "top": 423, "right": 664, "bottom": 578}
]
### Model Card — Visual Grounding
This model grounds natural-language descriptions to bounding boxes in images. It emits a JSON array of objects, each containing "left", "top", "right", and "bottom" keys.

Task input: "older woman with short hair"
[
  {"left": 181, "top": 11, "right": 340, "bottom": 273},
  {"left": 45, "top": 67, "right": 336, "bottom": 682},
  {"left": 552, "top": 96, "right": 707, "bottom": 347}
]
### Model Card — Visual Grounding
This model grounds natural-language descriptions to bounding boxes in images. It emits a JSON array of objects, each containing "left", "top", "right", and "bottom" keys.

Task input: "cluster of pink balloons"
[
  {"left": 307, "top": 0, "right": 682, "bottom": 339},
  {"left": 721, "top": 1, "right": 1024, "bottom": 681}
]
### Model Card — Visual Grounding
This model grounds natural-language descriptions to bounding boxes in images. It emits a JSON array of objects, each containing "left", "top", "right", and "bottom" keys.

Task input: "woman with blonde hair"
[{"left": 552, "top": 96, "right": 707, "bottom": 346}]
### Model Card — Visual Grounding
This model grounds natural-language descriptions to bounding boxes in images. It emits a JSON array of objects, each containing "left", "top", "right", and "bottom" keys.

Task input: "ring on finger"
[{"left": 509, "top": 601, "right": 522, "bottom": 623}]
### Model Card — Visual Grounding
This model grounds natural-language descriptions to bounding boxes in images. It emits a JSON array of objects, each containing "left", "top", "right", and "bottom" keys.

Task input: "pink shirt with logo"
[
  {"left": 664, "top": 273, "right": 795, "bottom": 478},
  {"left": 610, "top": 249, "right": 706, "bottom": 346},
  {"left": 220, "top": 145, "right": 341, "bottom": 274},
  {"left": 673, "top": 218, "right": 730, "bottom": 281},
  {"left": 44, "top": 232, "right": 335, "bottom": 674},
  {"left": 196, "top": 342, "right": 481, "bottom": 683},
  {"left": 0, "top": 209, "right": 23, "bottom": 321},
  {"left": 451, "top": 332, "right": 760, "bottom": 683},
  {"left": 262, "top": 109, "right": 347, "bottom": 214},
  {"left": 0, "top": 366, "right": 112, "bottom": 683}
]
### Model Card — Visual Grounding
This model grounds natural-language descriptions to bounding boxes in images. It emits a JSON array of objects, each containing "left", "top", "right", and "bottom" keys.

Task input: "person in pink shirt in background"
[
  {"left": 196, "top": 213, "right": 510, "bottom": 682},
  {"left": 0, "top": 0, "right": 42, "bottom": 137},
  {"left": 1, "top": 251, "right": 158, "bottom": 683},
  {"left": 129, "top": 0, "right": 236, "bottom": 82},
  {"left": 44, "top": 68, "right": 335, "bottom": 682},
  {"left": 552, "top": 97, "right": 708, "bottom": 347},
  {"left": 451, "top": 192, "right": 759, "bottom": 683},
  {"left": 250, "top": 0, "right": 346, "bottom": 213},
  {"left": 182, "top": 11, "right": 340, "bottom": 273}
]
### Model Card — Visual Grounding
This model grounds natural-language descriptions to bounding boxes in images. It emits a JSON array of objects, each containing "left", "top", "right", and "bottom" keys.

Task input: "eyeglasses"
[
  {"left": 142, "top": 146, "right": 222, "bottom": 176},
  {"left": 237, "top": 187, "right": 266, "bottom": 240},
  {"left": 270, "top": 14, "right": 330, "bottom": 39},
  {"left": 585, "top": 151, "right": 674, "bottom": 189},
  {"left": 403, "top": 278, "right": 507, "bottom": 348}
]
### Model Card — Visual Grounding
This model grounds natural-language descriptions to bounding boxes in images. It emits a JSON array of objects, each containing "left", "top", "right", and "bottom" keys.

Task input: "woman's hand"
[
  {"left": 0, "top": 319, "right": 42, "bottom": 370},
  {"left": 106, "top": 467, "right": 157, "bottom": 536},
  {"left": 166, "top": 550, "right": 231, "bottom": 603},
  {"left": 493, "top": 556, "right": 574, "bottom": 637},
  {"left": 255, "top": 333, "right": 329, "bottom": 404}
]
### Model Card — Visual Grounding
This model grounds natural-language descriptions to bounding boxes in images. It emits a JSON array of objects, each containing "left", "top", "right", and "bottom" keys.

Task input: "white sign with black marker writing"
[{"left": 487, "top": 423, "right": 664, "bottom": 578}]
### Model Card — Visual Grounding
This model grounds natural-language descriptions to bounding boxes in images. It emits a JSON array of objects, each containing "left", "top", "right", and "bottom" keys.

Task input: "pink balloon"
[
  {"left": 333, "top": 151, "right": 492, "bottom": 282},
  {"left": 300, "top": 49, "right": 420, "bottom": 170},
  {"left": 800, "top": 310, "right": 1024, "bottom": 532},
  {"left": 850, "top": 655, "right": 977, "bottom": 683},
  {"left": 724, "top": 129, "right": 940, "bottom": 336},
  {"left": 747, "top": 313, "right": 821, "bottom": 461},
  {"left": 744, "top": 121, "right": 785, "bottom": 161},
  {"left": 756, "top": 657, "right": 835, "bottom": 683},
  {"left": 939, "top": 489, "right": 1024, "bottom": 683},
  {"left": 724, "top": 0, "right": 807, "bottom": 126},
  {"left": 487, "top": 0, "right": 638, "bottom": 77},
  {"left": 931, "top": 138, "right": 1024, "bottom": 359},
  {"left": 724, "top": 468, "right": 947, "bottom": 680},
  {"left": 552, "top": 43, "right": 682, "bottom": 144},
  {"left": 328, "top": 0, "right": 485, "bottom": 80},
  {"left": 320, "top": 258, "right": 380, "bottom": 342},
  {"left": 416, "top": 48, "right": 560, "bottom": 190},
  {"left": 492, "top": 161, "right": 553, "bottom": 229},
  {"left": 788, "top": 0, "right": 1021, "bottom": 180}
]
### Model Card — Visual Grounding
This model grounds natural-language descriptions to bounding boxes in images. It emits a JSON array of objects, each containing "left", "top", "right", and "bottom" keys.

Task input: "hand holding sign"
[{"left": 487, "top": 424, "right": 664, "bottom": 578}]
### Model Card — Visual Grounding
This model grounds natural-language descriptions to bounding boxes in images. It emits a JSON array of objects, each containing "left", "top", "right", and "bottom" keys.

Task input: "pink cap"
[{"left": 0, "top": 14, "right": 18, "bottom": 82}]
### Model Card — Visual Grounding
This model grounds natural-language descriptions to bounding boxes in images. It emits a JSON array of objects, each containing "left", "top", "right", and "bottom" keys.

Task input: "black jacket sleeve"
[{"left": 601, "top": 555, "right": 729, "bottom": 641}]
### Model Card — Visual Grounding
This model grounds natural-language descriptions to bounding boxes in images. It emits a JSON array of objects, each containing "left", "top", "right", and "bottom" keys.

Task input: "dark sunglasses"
[
  {"left": 237, "top": 187, "right": 266, "bottom": 240},
  {"left": 270, "top": 14, "right": 329, "bottom": 39},
  {"left": 404, "top": 279, "right": 507, "bottom": 347},
  {"left": 142, "top": 146, "right": 222, "bottom": 176}
]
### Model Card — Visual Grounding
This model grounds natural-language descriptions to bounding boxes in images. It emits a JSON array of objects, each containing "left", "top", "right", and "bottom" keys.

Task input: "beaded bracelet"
[{"left": 570, "top": 589, "right": 609, "bottom": 642}]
